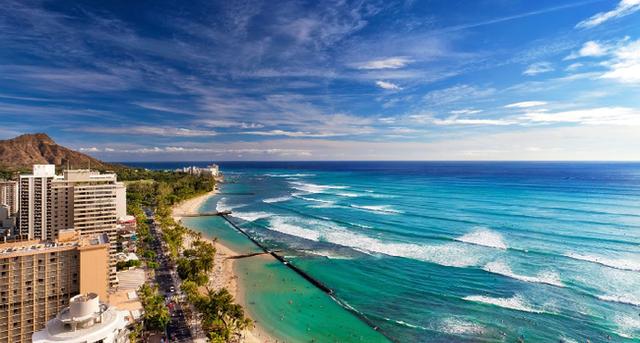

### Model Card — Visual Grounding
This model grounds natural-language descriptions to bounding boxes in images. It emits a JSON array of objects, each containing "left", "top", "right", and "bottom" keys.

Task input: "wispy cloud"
[
  {"left": 576, "top": 0, "right": 640, "bottom": 29},
  {"left": 433, "top": 117, "right": 515, "bottom": 126},
  {"left": 450, "top": 109, "right": 482, "bottom": 115},
  {"left": 522, "top": 107, "right": 640, "bottom": 125},
  {"left": 424, "top": 85, "right": 496, "bottom": 106},
  {"left": 80, "top": 126, "right": 217, "bottom": 137},
  {"left": 354, "top": 57, "right": 413, "bottom": 70},
  {"left": 523, "top": 62, "right": 554, "bottom": 76},
  {"left": 600, "top": 38, "right": 640, "bottom": 84},
  {"left": 375, "top": 80, "right": 402, "bottom": 90},
  {"left": 504, "top": 101, "right": 547, "bottom": 108},
  {"left": 241, "top": 129, "right": 344, "bottom": 138}
]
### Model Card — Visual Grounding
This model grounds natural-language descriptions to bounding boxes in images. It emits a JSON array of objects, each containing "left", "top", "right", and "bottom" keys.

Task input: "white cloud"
[
  {"left": 522, "top": 107, "right": 640, "bottom": 125},
  {"left": 566, "top": 62, "right": 584, "bottom": 71},
  {"left": 600, "top": 39, "right": 640, "bottom": 84},
  {"left": 78, "top": 147, "right": 100, "bottom": 152},
  {"left": 433, "top": 117, "right": 515, "bottom": 126},
  {"left": 450, "top": 109, "right": 482, "bottom": 115},
  {"left": 523, "top": 62, "right": 554, "bottom": 76},
  {"left": 354, "top": 57, "right": 412, "bottom": 70},
  {"left": 242, "top": 129, "right": 343, "bottom": 138},
  {"left": 504, "top": 101, "right": 547, "bottom": 108},
  {"left": 576, "top": 0, "right": 640, "bottom": 29},
  {"left": 565, "top": 41, "right": 608, "bottom": 60},
  {"left": 424, "top": 85, "right": 496, "bottom": 105},
  {"left": 82, "top": 126, "right": 217, "bottom": 137},
  {"left": 89, "top": 145, "right": 313, "bottom": 157},
  {"left": 375, "top": 80, "right": 402, "bottom": 90}
]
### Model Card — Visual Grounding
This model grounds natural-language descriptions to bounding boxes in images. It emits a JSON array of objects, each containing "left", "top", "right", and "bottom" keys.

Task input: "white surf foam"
[
  {"left": 215, "top": 197, "right": 246, "bottom": 212},
  {"left": 322, "top": 231, "right": 483, "bottom": 267},
  {"left": 463, "top": 295, "right": 544, "bottom": 313},
  {"left": 614, "top": 315, "right": 640, "bottom": 339},
  {"left": 483, "top": 261, "right": 564, "bottom": 287},
  {"left": 262, "top": 196, "right": 292, "bottom": 203},
  {"left": 265, "top": 216, "right": 487, "bottom": 267},
  {"left": 265, "top": 173, "right": 315, "bottom": 177},
  {"left": 292, "top": 194, "right": 336, "bottom": 204},
  {"left": 597, "top": 294, "right": 640, "bottom": 307},
  {"left": 232, "top": 211, "right": 272, "bottom": 222},
  {"left": 267, "top": 217, "right": 321, "bottom": 241},
  {"left": 349, "top": 222, "right": 373, "bottom": 229},
  {"left": 564, "top": 252, "right": 640, "bottom": 272},
  {"left": 349, "top": 204, "right": 403, "bottom": 214},
  {"left": 289, "top": 181, "right": 348, "bottom": 194},
  {"left": 456, "top": 228, "right": 507, "bottom": 250},
  {"left": 336, "top": 192, "right": 360, "bottom": 197},
  {"left": 439, "top": 317, "right": 486, "bottom": 336}
]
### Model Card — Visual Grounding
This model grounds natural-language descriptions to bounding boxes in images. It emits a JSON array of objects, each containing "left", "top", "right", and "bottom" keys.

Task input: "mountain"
[{"left": 0, "top": 133, "right": 116, "bottom": 171}]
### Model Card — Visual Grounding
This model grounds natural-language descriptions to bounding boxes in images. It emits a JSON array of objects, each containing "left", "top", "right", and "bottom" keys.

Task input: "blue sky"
[{"left": 1, "top": 0, "right": 639, "bottom": 161}]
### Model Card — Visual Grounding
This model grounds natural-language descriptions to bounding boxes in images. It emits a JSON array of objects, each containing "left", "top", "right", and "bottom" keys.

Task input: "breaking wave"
[
  {"left": 289, "top": 181, "right": 349, "bottom": 194},
  {"left": 265, "top": 173, "right": 315, "bottom": 177},
  {"left": 564, "top": 252, "right": 640, "bottom": 272},
  {"left": 613, "top": 315, "right": 640, "bottom": 339},
  {"left": 597, "top": 294, "right": 640, "bottom": 307},
  {"left": 265, "top": 216, "right": 488, "bottom": 267},
  {"left": 291, "top": 194, "right": 336, "bottom": 205},
  {"left": 463, "top": 295, "right": 545, "bottom": 313},
  {"left": 349, "top": 204, "right": 403, "bottom": 214},
  {"left": 232, "top": 211, "right": 273, "bottom": 222},
  {"left": 336, "top": 192, "right": 360, "bottom": 197},
  {"left": 483, "top": 261, "right": 564, "bottom": 287},
  {"left": 456, "top": 228, "right": 508, "bottom": 250},
  {"left": 267, "top": 217, "right": 322, "bottom": 241},
  {"left": 438, "top": 317, "right": 486, "bottom": 336},
  {"left": 216, "top": 197, "right": 246, "bottom": 212},
  {"left": 262, "top": 196, "right": 292, "bottom": 203}
]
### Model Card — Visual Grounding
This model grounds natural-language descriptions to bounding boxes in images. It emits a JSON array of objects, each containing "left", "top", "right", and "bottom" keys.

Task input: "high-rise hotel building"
[
  {"left": 51, "top": 170, "right": 125, "bottom": 286},
  {"left": 0, "top": 230, "right": 110, "bottom": 343},
  {"left": 0, "top": 180, "right": 19, "bottom": 216},
  {"left": 18, "top": 166, "right": 126, "bottom": 286},
  {"left": 18, "top": 165, "right": 56, "bottom": 241}
]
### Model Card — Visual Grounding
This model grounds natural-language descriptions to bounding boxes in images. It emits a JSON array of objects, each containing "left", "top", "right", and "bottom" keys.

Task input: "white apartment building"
[
  {"left": 18, "top": 166, "right": 127, "bottom": 286},
  {"left": 18, "top": 165, "right": 56, "bottom": 240},
  {"left": 114, "top": 182, "right": 126, "bottom": 219},
  {"left": 31, "top": 293, "right": 128, "bottom": 343}
]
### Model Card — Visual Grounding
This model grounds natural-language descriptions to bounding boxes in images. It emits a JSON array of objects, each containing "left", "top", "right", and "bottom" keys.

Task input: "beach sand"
[{"left": 172, "top": 190, "right": 277, "bottom": 343}]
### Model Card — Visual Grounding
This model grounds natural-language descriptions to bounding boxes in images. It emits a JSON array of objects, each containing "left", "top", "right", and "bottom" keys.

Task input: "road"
[{"left": 146, "top": 208, "right": 203, "bottom": 343}]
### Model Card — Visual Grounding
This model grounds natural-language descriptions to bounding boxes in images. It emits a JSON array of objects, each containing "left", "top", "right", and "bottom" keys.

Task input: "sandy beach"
[{"left": 171, "top": 190, "right": 277, "bottom": 343}]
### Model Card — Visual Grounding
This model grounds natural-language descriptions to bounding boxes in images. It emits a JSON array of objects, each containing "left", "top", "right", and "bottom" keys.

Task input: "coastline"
[{"left": 171, "top": 190, "right": 276, "bottom": 343}]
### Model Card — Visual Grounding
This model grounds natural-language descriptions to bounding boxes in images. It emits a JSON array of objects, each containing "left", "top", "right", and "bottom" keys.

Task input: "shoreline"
[{"left": 171, "top": 189, "right": 277, "bottom": 343}]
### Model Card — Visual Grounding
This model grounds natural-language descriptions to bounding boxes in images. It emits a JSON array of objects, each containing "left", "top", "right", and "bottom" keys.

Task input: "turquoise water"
[{"left": 147, "top": 162, "right": 640, "bottom": 342}]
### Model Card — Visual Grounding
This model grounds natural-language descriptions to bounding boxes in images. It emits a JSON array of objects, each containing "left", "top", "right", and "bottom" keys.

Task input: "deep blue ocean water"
[{"left": 125, "top": 161, "right": 640, "bottom": 342}]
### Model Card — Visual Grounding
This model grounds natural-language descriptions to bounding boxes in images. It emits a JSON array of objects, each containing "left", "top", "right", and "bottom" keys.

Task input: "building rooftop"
[
  {"left": 32, "top": 293, "right": 128, "bottom": 343},
  {"left": 0, "top": 231, "right": 109, "bottom": 257}
]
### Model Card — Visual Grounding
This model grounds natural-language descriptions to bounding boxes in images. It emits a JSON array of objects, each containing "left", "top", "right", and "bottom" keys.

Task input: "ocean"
[{"left": 124, "top": 161, "right": 640, "bottom": 342}]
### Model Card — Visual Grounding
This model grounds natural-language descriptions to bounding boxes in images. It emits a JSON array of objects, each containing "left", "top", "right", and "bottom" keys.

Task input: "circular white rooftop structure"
[{"left": 32, "top": 294, "right": 128, "bottom": 343}]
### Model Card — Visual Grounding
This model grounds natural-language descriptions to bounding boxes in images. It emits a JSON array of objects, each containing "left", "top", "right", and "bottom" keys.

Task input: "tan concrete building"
[
  {"left": 0, "top": 230, "right": 109, "bottom": 343},
  {"left": 0, "top": 180, "right": 19, "bottom": 216},
  {"left": 50, "top": 170, "right": 122, "bottom": 286}
]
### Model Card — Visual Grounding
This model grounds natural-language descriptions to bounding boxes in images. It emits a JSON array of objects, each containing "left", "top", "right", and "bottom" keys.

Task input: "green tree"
[
  {"left": 196, "top": 288, "right": 252, "bottom": 343},
  {"left": 138, "top": 284, "right": 170, "bottom": 331}
]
